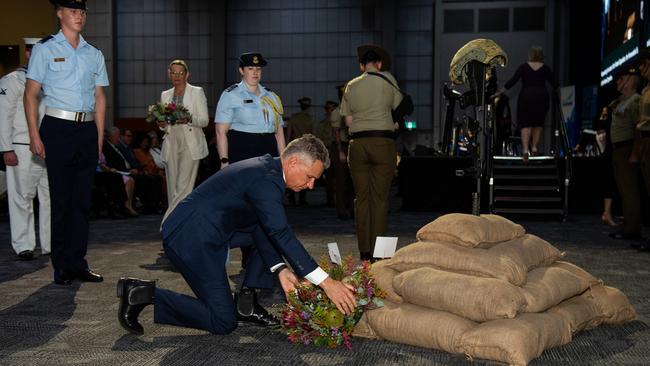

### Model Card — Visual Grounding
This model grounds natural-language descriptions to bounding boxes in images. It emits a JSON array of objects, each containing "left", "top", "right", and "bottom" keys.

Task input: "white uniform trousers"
[
  {"left": 6, "top": 144, "right": 51, "bottom": 254},
  {"left": 162, "top": 126, "right": 199, "bottom": 223}
]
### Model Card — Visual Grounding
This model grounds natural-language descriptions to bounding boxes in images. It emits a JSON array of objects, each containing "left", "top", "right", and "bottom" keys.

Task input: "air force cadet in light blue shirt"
[
  {"left": 27, "top": 30, "right": 109, "bottom": 113},
  {"left": 214, "top": 80, "right": 284, "bottom": 134},
  {"left": 23, "top": 0, "right": 108, "bottom": 286}
]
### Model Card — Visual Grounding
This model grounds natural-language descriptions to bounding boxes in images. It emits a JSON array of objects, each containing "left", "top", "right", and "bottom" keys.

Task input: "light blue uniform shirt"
[
  {"left": 27, "top": 30, "right": 109, "bottom": 113},
  {"left": 214, "top": 81, "right": 284, "bottom": 133}
]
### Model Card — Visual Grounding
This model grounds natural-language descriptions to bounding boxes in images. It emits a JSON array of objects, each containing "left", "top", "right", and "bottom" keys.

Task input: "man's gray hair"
[{"left": 281, "top": 134, "right": 330, "bottom": 169}]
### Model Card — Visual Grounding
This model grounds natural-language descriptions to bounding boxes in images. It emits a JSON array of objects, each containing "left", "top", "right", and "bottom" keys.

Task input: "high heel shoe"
[
  {"left": 601, "top": 213, "right": 619, "bottom": 227},
  {"left": 522, "top": 152, "right": 529, "bottom": 164},
  {"left": 124, "top": 206, "right": 140, "bottom": 218}
]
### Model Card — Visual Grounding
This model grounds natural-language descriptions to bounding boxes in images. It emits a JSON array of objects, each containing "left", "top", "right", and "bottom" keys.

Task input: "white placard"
[
  {"left": 327, "top": 242, "right": 342, "bottom": 265},
  {"left": 373, "top": 237, "right": 398, "bottom": 258}
]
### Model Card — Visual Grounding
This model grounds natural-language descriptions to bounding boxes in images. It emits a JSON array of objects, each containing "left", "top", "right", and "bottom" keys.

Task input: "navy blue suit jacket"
[{"left": 161, "top": 154, "right": 318, "bottom": 278}]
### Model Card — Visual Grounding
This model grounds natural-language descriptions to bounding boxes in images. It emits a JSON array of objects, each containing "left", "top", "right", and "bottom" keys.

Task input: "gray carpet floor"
[{"left": 0, "top": 189, "right": 649, "bottom": 365}]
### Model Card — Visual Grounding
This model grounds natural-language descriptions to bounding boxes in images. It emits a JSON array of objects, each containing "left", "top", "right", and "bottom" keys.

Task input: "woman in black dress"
[{"left": 502, "top": 46, "right": 557, "bottom": 162}]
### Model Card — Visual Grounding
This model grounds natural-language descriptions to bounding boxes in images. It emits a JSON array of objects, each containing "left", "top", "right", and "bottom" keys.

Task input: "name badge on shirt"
[
  {"left": 54, "top": 57, "right": 66, "bottom": 62},
  {"left": 243, "top": 99, "right": 254, "bottom": 104}
]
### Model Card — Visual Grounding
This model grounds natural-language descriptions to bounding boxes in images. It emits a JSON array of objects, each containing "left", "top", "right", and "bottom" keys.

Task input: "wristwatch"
[
  {"left": 220, "top": 157, "right": 229, "bottom": 164},
  {"left": 274, "top": 263, "right": 288, "bottom": 273}
]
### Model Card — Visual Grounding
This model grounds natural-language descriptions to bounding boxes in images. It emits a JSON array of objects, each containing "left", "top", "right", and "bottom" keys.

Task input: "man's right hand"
[
  {"left": 278, "top": 267, "right": 300, "bottom": 294},
  {"left": 319, "top": 277, "right": 356, "bottom": 315},
  {"left": 3, "top": 151, "right": 18, "bottom": 166},
  {"left": 30, "top": 137, "right": 45, "bottom": 159}
]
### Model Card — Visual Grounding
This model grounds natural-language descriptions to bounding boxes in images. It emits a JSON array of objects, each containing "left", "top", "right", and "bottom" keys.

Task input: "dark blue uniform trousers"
[
  {"left": 227, "top": 130, "right": 278, "bottom": 163},
  {"left": 40, "top": 115, "right": 97, "bottom": 273},
  {"left": 227, "top": 130, "right": 279, "bottom": 265},
  {"left": 154, "top": 224, "right": 274, "bottom": 334}
]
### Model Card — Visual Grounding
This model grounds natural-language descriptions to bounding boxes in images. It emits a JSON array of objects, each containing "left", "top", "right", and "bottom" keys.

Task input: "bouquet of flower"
[
  {"left": 145, "top": 102, "right": 191, "bottom": 125},
  {"left": 281, "top": 255, "right": 386, "bottom": 350}
]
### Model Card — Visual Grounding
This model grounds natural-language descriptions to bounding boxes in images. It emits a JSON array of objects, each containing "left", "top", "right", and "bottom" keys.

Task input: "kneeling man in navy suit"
[{"left": 117, "top": 134, "right": 356, "bottom": 335}]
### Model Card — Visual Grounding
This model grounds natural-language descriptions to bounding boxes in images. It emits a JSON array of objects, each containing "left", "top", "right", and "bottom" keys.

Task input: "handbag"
[{"left": 367, "top": 72, "right": 414, "bottom": 122}]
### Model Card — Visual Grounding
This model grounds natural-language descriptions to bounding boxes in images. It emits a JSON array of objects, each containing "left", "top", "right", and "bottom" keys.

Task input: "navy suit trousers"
[
  {"left": 154, "top": 225, "right": 273, "bottom": 334},
  {"left": 40, "top": 115, "right": 97, "bottom": 272}
]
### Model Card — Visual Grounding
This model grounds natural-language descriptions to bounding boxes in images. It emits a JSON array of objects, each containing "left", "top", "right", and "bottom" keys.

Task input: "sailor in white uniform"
[{"left": 0, "top": 37, "right": 50, "bottom": 260}]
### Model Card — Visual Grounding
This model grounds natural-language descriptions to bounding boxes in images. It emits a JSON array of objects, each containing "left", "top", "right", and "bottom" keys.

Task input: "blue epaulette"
[
  {"left": 38, "top": 35, "right": 54, "bottom": 44},
  {"left": 225, "top": 84, "right": 238, "bottom": 92}
]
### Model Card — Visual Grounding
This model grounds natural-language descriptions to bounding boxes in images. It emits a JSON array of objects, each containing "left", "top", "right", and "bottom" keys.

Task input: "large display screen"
[{"left": 600, "top": 0, "right": 642, "bottom": 85}]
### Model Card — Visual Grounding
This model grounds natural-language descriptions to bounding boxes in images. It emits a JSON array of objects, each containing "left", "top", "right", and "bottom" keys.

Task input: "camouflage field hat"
[{"left": 449, "top": 38, "right": 508, "bottom": 85}]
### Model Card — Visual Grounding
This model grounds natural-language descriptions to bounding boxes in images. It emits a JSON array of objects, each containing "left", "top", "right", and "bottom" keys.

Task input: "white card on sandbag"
[
  {"left": 327, "top": 242, "right": 342, "bottom": 265},
  {"left": 373, "top": 237, "right": 398, "bottom": 258}
]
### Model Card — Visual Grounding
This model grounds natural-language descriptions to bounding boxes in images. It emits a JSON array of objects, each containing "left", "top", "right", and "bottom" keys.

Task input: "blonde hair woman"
[
  {"left": 502, "top": 46, "right": 558, "bottom": 162},
  {"left": 159, "top": 59, "right": 209, "bottom": 221}
]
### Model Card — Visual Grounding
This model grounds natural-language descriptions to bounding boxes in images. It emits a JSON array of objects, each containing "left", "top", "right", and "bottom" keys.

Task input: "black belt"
[
  {"left": 641, "top": 130, "right": 650, "bottom": 138},
  {"left": 349, "top": 130, "right": 395, "bottom": 139},
  {"left": 230, "top": 129, "right": 274, "bottom": 136},
  {"left": 612, "top": 140, "right": 633, "bottom": 148}
]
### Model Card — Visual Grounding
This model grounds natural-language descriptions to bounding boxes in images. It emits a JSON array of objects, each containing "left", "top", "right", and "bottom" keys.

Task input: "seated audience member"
[
  {"left": 148, "top": 130, "right": 165, "bottom": 170},
  {"left": 134, "top": 133, "right": 167, "bottom": 207},
  {"left": 95, "top": 151, "right": 138, "bottom": 217},
  {"left": 134, "top": 133, "right": 164, "bottom": 176},
  {"left": 103, "top": 127, "right": 164, "bottom": 214},
  {"left": 118, "top": 129, "right": 141, "bottom": 170}
]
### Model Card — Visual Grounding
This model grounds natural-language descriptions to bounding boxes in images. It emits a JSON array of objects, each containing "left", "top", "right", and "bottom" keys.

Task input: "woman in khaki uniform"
[{"left": 340, "top": 45, "right": 402, "bottom": 260}]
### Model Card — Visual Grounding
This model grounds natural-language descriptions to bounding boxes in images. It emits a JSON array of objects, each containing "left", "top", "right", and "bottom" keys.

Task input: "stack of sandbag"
[{"left": 354, "top": 213, "right": 636, "bottom": 366}]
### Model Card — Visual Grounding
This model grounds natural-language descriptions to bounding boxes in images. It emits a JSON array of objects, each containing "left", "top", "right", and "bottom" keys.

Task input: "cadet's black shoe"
[
  {"left": 18, "top": 250, "right": 34, "bottom": 260},
  {"left": 74, "top": 269, "right": 104, "bottom": 283},
  {"left": 117, "top": 278, "right": 156, "bottom": 335},
  {"left": 54, "top": 269, "right": 74, "bottom": 285},
  {"left": 360, "top": 252, "right": 372, "bottom": 261},
  {"left": 235, "top": 289, "right": 279, "bottom": 327}
]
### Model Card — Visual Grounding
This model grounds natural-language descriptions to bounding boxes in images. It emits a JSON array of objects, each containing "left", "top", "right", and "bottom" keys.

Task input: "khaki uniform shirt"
[
  {"left": 330, "top": 107, "right": 349, "bottom": 143},
  {"left": 313, "top": 118, "right": 334, "bottom": 147},
  {"left": 287, "top": 110, "right": 313, "bottom": 141},
  {"left": 610, "top": 93, "right": 640, "bottom": 143},
  {"left": 340, "top": 66, "right": 402, "bottom": 134},
  {"left": 639, "top": 86, "right": 650, "bottom": 132}
]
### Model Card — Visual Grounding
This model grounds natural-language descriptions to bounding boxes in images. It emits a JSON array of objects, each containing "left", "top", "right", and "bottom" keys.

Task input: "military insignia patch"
[
  {"left": 0, "top": 88, "right": 6, "bottom": 95},
  {"left": 253, "top": 56, "right": 259, "bottom": 64}
]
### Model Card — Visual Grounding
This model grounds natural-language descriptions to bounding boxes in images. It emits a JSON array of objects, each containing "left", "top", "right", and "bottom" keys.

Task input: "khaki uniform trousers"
[
  {"left": 612, "top": 141, "right": 641, "bottom": 234},
  {"left": 348, "top": 137, "right": 396, "bottom": 254},
  {"left": 333, "top": 142, "right": 353, "bottom": 217},
  {"left": 162, "top": 126, "right": 199, "bottom": 222}
]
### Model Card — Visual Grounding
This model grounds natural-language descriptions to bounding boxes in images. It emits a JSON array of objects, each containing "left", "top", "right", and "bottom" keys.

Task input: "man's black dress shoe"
[
  {"left": 117, "top": 278, "right": 156, "bottom": 335},
  {"left": 18, "top": 250, "right": 34, "bottom": 260},
  {"left": 74, "top": 269, "right": 104, "bottom": 283},
  {"left": 235, "top": 289, "right": 279, "bottom": 327},
  {"left": 54, "top": 269, "right": 74, "bottom": 285}
]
